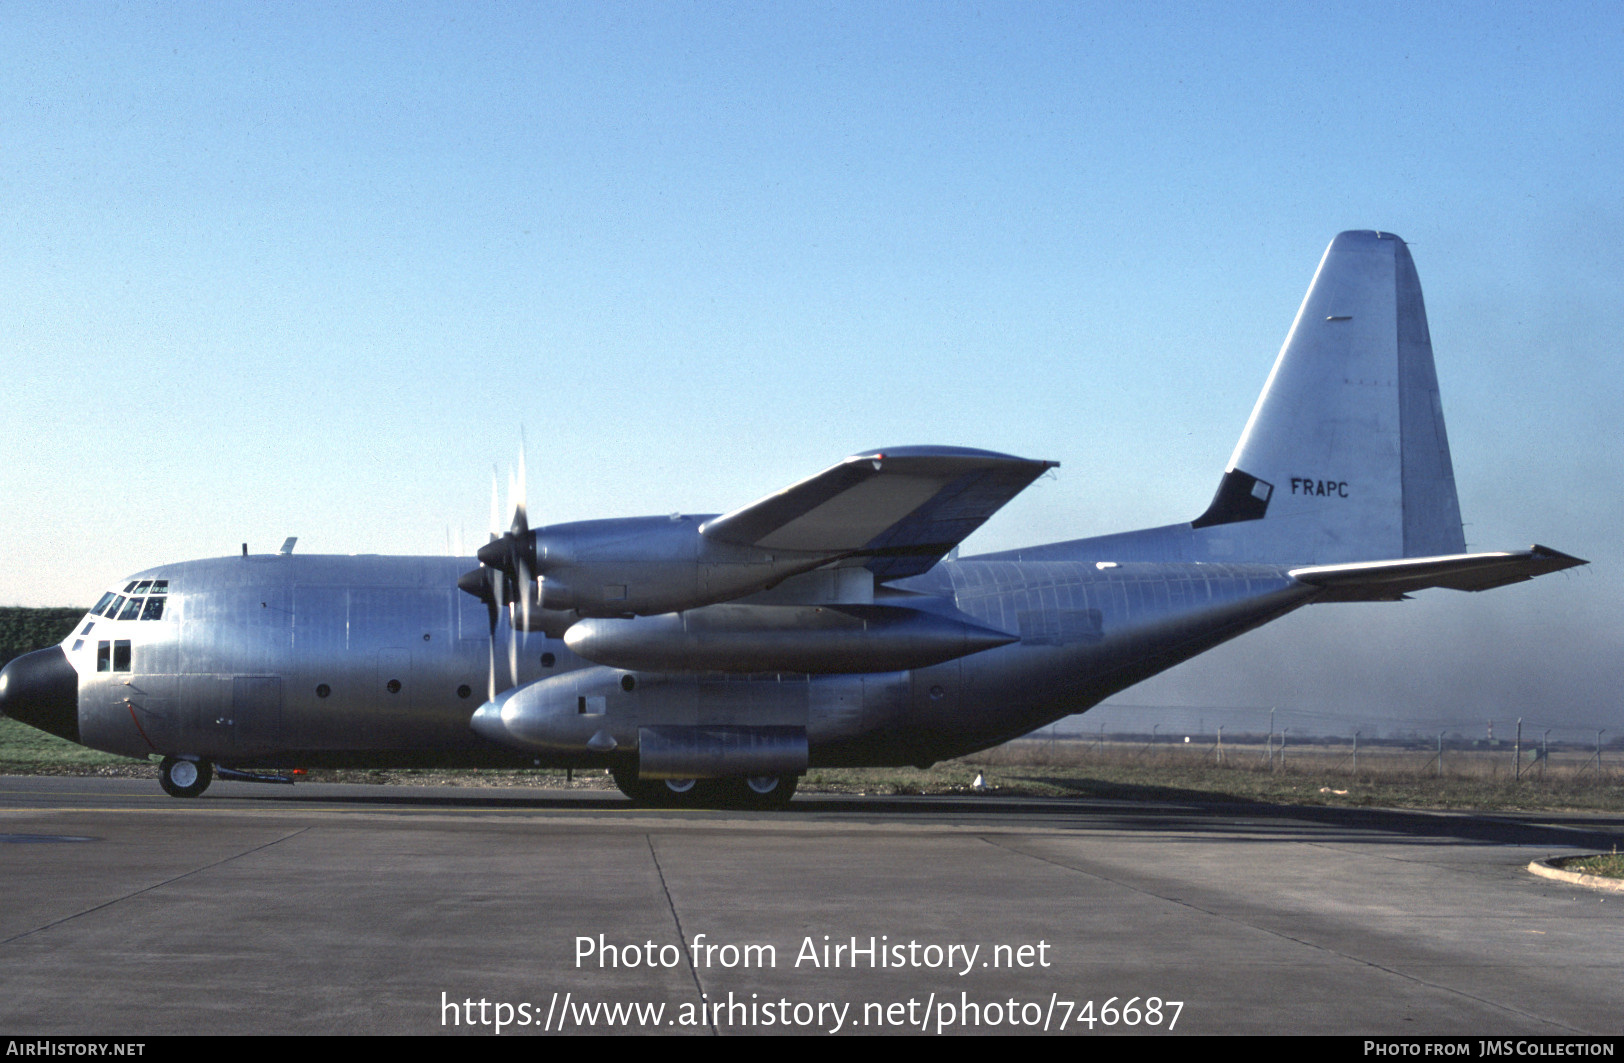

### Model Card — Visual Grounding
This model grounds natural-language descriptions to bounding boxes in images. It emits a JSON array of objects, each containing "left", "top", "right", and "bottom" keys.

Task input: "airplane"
[{"left": 0, "top": 231, "right": 1586, "bottom": 807}]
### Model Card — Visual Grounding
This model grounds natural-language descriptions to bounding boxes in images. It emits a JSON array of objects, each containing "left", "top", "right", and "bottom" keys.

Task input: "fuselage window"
[
  {"left": 96, "top": 642, "right": 110, "bottom": 672},
  {"left": 123, "top": 581, "right": 139, "bottom": 593},
  {"left": 92, "top": 592, "right": 117, "bottom": 616},
  {"left": 140, "top": 597, "right": 165, "bottom": 621},
  {"left": 80, "top": 621, "right": 95, "bottom": 635},
  {"left": 149, "top": 580, "right": 168, "bottom": 595},
  {"left": 117, "top": 597, "right": 144, "bottom": 621},
  {"left": 112, "top": 640, "right": 131, "bottom": 672},
  {"left": 132, "top": 580, "right": 153, "bottom": 594}
]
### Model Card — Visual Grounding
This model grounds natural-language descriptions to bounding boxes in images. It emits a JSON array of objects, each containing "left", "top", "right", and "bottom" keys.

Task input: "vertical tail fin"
[{"left": 1191, "top": 230, "right": 1466, "bottom": 562}]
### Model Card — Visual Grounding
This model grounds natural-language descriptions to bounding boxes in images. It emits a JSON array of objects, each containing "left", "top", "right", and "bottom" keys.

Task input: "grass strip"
[{"left": 4, "top": 720, "right": 1621, "bottom": 813}]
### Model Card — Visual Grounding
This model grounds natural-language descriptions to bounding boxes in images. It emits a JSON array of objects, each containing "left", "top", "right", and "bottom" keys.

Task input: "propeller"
[{"left": 458, "top": 448, "right": 541, "bottom": 701}]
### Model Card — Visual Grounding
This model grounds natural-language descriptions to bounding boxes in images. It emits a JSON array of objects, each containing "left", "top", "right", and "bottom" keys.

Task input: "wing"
[
  {"left": 1290, "top": 545, "right": 1586, "bottom": 602},
  {"left": 700, "top": 446, "right": 1058, "bottom": 581}
]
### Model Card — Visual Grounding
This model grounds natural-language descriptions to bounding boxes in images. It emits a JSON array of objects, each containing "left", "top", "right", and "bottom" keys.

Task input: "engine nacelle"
[
  {"left": 468, "top": 665, "right": 911, "bottom": 776},
  {"left": 530, "top": 515, "right": 833, "bottom": 618},
  {"left": 564, "top": 603, "right": 1017, "bottom": 673}
]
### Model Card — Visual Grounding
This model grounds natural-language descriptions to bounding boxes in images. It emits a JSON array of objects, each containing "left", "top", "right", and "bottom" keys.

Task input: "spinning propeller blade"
[{"left": 459, "top": 442, "right": 541, "bottom": 700}]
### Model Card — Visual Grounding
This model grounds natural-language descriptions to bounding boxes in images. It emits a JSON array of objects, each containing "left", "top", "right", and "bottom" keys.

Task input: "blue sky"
[{"left": 3, "top": 2, "right": 1620, "bottom": 735}]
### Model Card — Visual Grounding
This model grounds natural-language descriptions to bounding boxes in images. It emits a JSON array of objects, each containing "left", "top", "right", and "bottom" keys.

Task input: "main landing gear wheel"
[
  {"left": 728, "top": 774, "right": 799, "bottom": 809},
  {"left": 611, "top": 767, "right": 708, "bottom": 807},
  {"left": 610, "top": 768, "right": 798, "bottom": 809},
  {"left": 159, "top": 756, "right": 213, "bottom": 799}
]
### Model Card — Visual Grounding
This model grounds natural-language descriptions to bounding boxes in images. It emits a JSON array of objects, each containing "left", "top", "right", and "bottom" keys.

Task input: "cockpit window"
[{"left": 97, "top": 583, "right": 173, "bottom": 619}]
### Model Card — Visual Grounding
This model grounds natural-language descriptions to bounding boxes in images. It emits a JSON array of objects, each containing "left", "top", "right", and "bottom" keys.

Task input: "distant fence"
[{"left": 978, "top": 727, "right": 1622, "bottom": 785}]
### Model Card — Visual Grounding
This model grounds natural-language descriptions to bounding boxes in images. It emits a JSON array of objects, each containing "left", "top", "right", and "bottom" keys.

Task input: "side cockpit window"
[{"left": 96, "top": 640, "right": 132, "bottom": 673}]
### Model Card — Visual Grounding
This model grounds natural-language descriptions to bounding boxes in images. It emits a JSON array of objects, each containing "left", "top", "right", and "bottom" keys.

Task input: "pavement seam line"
[
  {"left": 974, "top": 834, "right": 1585, "bottom": 1035},
  {"left": 0, "top": 826, "right": 313, "bottom": 948},
  {"left": 646, "top": 833, "right": 716, "bottom": 1036}
]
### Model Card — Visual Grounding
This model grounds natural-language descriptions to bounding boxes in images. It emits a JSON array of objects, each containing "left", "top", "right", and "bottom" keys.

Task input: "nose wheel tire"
[{"left": 159, "top": 757, "right": 213, "bottom": 798}]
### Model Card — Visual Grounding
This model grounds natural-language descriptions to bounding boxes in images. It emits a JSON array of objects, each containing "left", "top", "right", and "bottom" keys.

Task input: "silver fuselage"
[{"left": 64, "top": 549, "right": 1315, "bottom": 770}]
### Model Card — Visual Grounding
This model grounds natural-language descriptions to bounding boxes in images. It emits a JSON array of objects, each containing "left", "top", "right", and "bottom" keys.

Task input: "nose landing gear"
[{"left": 159, "top": 756, "right": 213, "bottom": 798}]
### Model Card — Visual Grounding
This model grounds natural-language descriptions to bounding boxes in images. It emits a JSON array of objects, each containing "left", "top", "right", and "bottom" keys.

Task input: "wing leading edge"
[{"left": 700, "top": 446, "right": 1058, "bottom": 581}]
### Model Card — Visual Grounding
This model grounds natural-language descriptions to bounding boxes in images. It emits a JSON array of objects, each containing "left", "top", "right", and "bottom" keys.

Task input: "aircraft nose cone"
[{"left": 0, "top": 646, "right": 80, "bottom": 743}]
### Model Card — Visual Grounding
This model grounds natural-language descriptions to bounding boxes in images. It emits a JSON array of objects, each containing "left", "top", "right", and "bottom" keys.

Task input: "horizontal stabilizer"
[
  {"left": 702, "top": 446, "right": 1056, "bottom": 580},
  {"left": 1290, "top": 545, "right": 1586, "bottom": 602}
]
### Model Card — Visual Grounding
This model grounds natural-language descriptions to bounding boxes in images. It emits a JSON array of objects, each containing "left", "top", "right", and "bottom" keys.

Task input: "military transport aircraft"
[{"left": 0, "top": 231, "right": 1585, "bottom": 807}]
